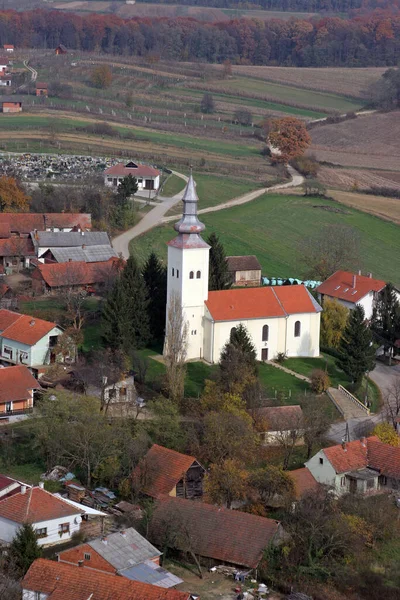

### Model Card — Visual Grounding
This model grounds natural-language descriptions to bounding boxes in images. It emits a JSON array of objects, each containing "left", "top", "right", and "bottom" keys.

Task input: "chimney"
[
  {"left": 68, "top": 258, "right": 72, "bottom": 262},
  {"left": 30, "top": 319, "right": 35, "bottom": 327},
  {"left": 38, "top": 481, "right": 44, "bottom": 489},
  {"left": 101, "top": 537, "right": 108, "bottom": 545},
  {"left": 82, "top": 244, "right": 86, "bottom": 250},
  {"left": 358, "top": 269, "right": 361, "bottom": 275},
  {"left": 78, "top": 560, "right": 84, "bottom": 567},
  {"left": 120, "top": 530, "right": 126, "bottom": 538},
  {"left": 341, "top": 440, "right": 347, "bottom": 452},
  {"left": 81, "top": 231, "right": 85, "bottom": 236},
  {"left": 360, "top": 437, "right": 366, "bottom": 447},
  {"left": 369, "top": 272, "right": 372, "bottom": 278},
  {"left": 21, "top": 485, "right": 26, "bottom": 495},
  {"left": 352, "top": 274, "right": 356, "bottom": 288}
]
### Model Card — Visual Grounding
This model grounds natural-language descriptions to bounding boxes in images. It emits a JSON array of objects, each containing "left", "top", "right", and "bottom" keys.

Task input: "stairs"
[{"left": 327, "top": 386, "right": 370, "bottom": 420}]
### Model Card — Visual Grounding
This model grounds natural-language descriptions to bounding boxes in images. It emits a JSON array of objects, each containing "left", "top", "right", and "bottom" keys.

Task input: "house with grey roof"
[
  {"left": 57, "top": 528, "right": 183, "bottom": 588},
  {"left": 30, "top": 231, "right": 112, "bottom": 260},
  {"left": 45, "top": 245, "right": 118, "bottom": 264}
]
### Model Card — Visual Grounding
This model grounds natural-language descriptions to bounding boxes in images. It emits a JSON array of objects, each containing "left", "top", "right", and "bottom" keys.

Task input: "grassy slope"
[
  {"left": 161, "top": 174, "right": 186, "bottom": 197},
  {"left": 131, "top": 193, "right": 400, "bottom": 285}
]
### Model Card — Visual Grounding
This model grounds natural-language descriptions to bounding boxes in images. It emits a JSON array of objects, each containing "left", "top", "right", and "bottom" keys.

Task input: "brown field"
[
  {"left": 309, "top": 111, "right": 400, "bottom": 170},
  {"left": 318, "top": 166, "right": 400, "bottom": 191},
  {"left": 232, "top": 66, "right": 385, "bottom": 98},
  {"left": 330, "top": 190, "right": 400, "bottom": 225}
]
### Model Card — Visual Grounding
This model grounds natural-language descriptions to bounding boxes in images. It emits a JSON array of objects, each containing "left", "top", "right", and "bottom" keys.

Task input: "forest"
[{"left": 1, "top": 9, "right": 400, "bottom": 66}]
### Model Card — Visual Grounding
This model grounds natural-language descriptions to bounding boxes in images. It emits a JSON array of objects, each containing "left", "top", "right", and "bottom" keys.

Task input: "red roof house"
[
  {"left": 133, "top": 444, "right": 205, "bottom": 500},
  {"left": 288, "top": 468, "right": 320, "bottom": 499},
  {"left": 32, "top": 257, "right": 122, "bottom": 293},
  {"left": 0, "top": 364, "right": 41, "bottom": 416},
  {"left": 0, "top": 474, "right": 23, "bottom": 500},
  {"left": 104, "top": 161, "right": 160, "bottom": 191},
  {"left": 150, "top": 496, "right": 282, "bottom": 569},
  {"left": 0, "top": 213, "right": 92, "bottom": 235},
  {"left": 3, "top": 45, "right": 14, "bottom": 52},
  {"left": 251, "top": 405, "right": 304, "bottom": 444}
]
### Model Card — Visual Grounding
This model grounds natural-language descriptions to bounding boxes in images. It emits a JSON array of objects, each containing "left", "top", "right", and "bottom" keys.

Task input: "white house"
[
  {"left": 0, "top": 57, "right": 9, "bottom": 75},
  {"left": 305, "top": 436, "right": 400, "bottom": 496},
  {"left": 316, "top": 270, "right": 389, "bottom": 320},
  {"left": 3, "top": 45, "right": 14, "bottom": 53},
  {"left": 251, "top": 405, "right": 304, "bottom": 445},
  {"left": 165, "top": 173, "right": 322, "bottom": 362},
  {"left": 0, "top": 75, "right": 11, "bottom": 87},
  {"left": 0, "top": 484, "right": 83, "bottom": 546},
  {"left": 104, "top": 161, "right": 160, "bottom": 192},
  {"left": 0, "top": 309, "right": 63, "bottom": 370},
  {"left": 0, "top": 474, "right": 23, "bottom": 499}
]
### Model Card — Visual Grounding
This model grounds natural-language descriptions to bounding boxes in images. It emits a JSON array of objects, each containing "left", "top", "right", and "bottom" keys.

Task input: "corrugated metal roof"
[
  {"left": 89, "top": 528, "right": 161, "bottom": 572},
  {"left": 34, "top": 231, "right": 110, "bottom": 248},
  {"left": 120, "top": 560, "right": 183, "bottom": 588},
  {"left": 50, "top": 245, "right": 117, "bottom": 263}
]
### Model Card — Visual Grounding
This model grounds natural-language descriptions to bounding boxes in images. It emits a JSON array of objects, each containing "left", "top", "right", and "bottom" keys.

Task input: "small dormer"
[{"left": 125, "top": 161, "right": 138, "bottom": 169}]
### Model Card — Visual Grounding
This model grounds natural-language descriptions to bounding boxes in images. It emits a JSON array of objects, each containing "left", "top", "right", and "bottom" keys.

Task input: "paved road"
[
  {"left": 23, "top": 59, "right": 37, "bottom": 82},
  {"left": 113, "top": 165, "right": 304, "bottom": 258}
]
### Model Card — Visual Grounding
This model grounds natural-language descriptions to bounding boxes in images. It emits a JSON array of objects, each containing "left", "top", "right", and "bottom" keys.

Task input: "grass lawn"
[
  {"left": 161, "top": 174, "right": 186, "bottom": 197},
  {"left": 0, "top": 461, "right": 44, "bottom": 485},
  {"left": 285, "top": 353, "right": 351, "bottom": 388},
  {"left": 131, "top": 193, "right": 400, "bottom": 285}
]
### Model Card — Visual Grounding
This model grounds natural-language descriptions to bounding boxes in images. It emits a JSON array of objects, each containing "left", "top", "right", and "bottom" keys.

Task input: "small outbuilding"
[
  {"left": 0, "top": 96, "right": 22, "bottom": 113},
  {"left": 3, "top": 45, "right": 14, "bottom": 53},
  {"left": 36, "top": 82, "right": 48, "bottom": 97},
  {"left": 226, "top": 255, "right": 262, "bottom": 287},
  {"left": 55, "top": 44, "right": 68, "bottom": 55}
]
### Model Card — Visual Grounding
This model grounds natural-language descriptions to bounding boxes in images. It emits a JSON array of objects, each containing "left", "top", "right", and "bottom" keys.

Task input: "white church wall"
[{"left": 286, "top": 312, "right": 320, "bottom": 358}]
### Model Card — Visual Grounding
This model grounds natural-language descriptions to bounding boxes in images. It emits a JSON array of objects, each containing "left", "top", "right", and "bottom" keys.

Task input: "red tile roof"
[
  {"left": 23, "top": 559, "right": 191, "bottom": 600},
  {"left": 105, "top": 162, "right": 160, "bottom": 178},
  {"left": 0, "top": 310, "right": 58, "bottom": 345},
  {"left": 36, "top": 82, "right": 48, "bottom": 89},
  {"left": 0, "top": 237, "right": 35, "bottom": 257},
  {"left": 3, "top": 45, "right": 13, "bottom": 49},
  {"left": 253, "top": 405, "right": 303, "bottom": 431},
  {"left": 288, "top": 468, "right": 319, "bottom": 499},
  {"left": 133, "top": 444, "right": 200, "bottom": 498},
  {"left": 0, "top": 487, "right": 81, "bottom": 524},
  {"left": 206, "top": 285, "right": 320, "bottom": 322},
  {"left": 58, "top": 543, "right": 115, "bottom": 574},
  {"left": 323, "top": 438, "right": 371, "bottom": 474},
  {"left": 316, "top": 270, "right": 385, "bottom": 303},
  {"left": 34, "top": 257, "right": 122, "bottom": 288},
  {"left": 0, "top": 283, "right": 10, "bottom": 297},
  {"left": 0, "top": 474, "right": 19, "bottom": 493},
  {"left": 0, "top": 365, "right": 41, "bottom": 403},
  {"left": 367, "top": 439, "right": 400, "bottom": 479},
  {"left": 150, "top": 497, "right": 281, "bottom": 568},
  {"left": 0, "top": 213, "right": 91, "bottom": 234},
  {"left": 0, "top": 223, "right": 10, "bottom": 238}
]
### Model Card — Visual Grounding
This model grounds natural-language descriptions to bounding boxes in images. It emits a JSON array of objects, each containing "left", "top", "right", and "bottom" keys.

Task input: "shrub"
[
  {"left": 310, "top": 369, "right": 331, "bottom": 393},
  {"left": 275, "top": 351, "right": 287, "bottom": 364},
  {"left": 291, "top": 154, "right": 320, "bottom": 178}
]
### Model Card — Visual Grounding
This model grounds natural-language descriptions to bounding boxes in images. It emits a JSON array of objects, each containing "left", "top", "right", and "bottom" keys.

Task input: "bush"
[
  {"left": 275, "top": 352, "right": 287, "bottom": 364},
  {"left": 48, "top": 81, "right": 73, "bottom": 99},
  {"left": 362, "top": 186, "right": 400, "bottom": 198},
  {"left": 310, "top": 369, "right": 331, "bottom": 393},
  {"left": 234, "top": 109, "right": 252, "bottom": 126},
  {"left": 291, "top": 154, "right": 320, "bottom": 178}
]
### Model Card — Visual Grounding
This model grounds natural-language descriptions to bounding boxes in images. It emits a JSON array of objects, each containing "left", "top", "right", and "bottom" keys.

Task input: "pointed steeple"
[{"left": 174, "top": 170, "right": 205, "bottom": 234}]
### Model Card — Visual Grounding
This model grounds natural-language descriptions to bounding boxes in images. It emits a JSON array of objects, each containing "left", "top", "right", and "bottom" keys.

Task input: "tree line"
[{"left": 2, "top": 9, "right": 400, "bottom": 66}]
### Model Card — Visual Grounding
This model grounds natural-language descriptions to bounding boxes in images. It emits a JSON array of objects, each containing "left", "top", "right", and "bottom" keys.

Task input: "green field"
[
  {"left": 131, "top": 193, "right": 400, "bottom": 285},
  {"left": 161, "top": 174, "right": 186, "bottom": 197}
]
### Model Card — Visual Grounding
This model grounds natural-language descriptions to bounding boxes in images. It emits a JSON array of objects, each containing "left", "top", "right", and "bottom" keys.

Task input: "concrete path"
[
  {"left": 327, "top": 387, "right": 369, "bottom": 420},
  {"left": 265, "top": 360, "right": 311, "bottom": 383},
  {"left": 23, "top": 59, "right": 37, "bottom": 82}
]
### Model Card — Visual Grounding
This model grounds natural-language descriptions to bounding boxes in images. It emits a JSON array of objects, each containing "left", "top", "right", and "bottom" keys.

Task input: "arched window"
[
  {"left": 294, "top": 320, "right": 301, "bottom": 337},
  {"left": 172, "top": 268, "right": 174, "bottom": 276},
  {"left": 262, "top": 324, "right": 269, "bottom": 342},
  {"left": 230, "top": 327, "right": 237, "bottom": 339},
  {"left": 189, "top": 271, "right": 194, "bottom": 279},
  {"left": 196, "top": 270, "right": 201, "bottom": 279}
]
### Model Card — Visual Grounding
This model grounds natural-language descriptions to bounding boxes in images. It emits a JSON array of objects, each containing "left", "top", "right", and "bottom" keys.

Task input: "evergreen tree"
[
  {"left": 8, "top": 523, "right": 42, "bottom": 577},
  {"left": 120, "top": 255, "right": 150, "bottom": 350},
  {"left": 117, "top": 175, "right": 138, "bottom": 201},
  {"left": 371, "top": 283, "right": 400, "bottom": 363},
  {"left": 142, "top": 252, "right": 167, "bottom": 343},
  {"left": 102, "top": 277, "right": 129, "bottom": 350},
  {"left": 207, "top": 232, "right": 231, "bottom": 291},
  {"left": 219, "top": 324, "right": 258, "bottom": 400},
  {"left": 337, "top": 305, "right": 375, "bottom": 389}
]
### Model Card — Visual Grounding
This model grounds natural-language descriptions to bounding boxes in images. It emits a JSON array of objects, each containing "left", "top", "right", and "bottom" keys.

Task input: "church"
[{"left": 165, "top": 173, "right": 322, "bottom": 363}]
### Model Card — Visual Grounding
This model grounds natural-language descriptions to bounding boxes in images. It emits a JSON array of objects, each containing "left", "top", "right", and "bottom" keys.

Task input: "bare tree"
[
  {"left": 302, "top": 396, "right": 332, "bottom": 459},
  {"left": 385, "top": 378, "right": 400, "bottom": 428},
  {"left": 163, "top": 292, "right": 188, "bottom": 403},
  {"left": 271, "top": 410, "right": 305, "bottom": 470}
]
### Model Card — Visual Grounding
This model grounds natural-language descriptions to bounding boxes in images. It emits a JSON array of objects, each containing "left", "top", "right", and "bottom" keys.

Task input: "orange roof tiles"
[
  {"left": 0, "top": 365, "right": 41, "bottom": 403},
  {"left": 323, "top": 438, "right": 371, "bottom": 474},
  {"left": 0, "top": 311, "right": 58, "bottom": 345},
  {"left": 23, "top": 559, "right": 191, "bottom": 600},
  {"left": 0, "top": 487, "right": 81, "bottom": 524},
  {"left": 150, "top": 497, "right": 281, "bottom": 568},
  {"left": 34, "top": 257, "right": 122, "bottom": 288},
  {"left": 288, "top": 468, "right": 319, "bottom": 499},
  {"left": 316, "top": 270, "right": 385, "bottom": 303},
  {"left": 0, "top": 213, "right": 91, "bottom": 234},
  {"left": 0, "top": 237, "right": 35, "bottom": 257},
  {"left": 206, "top": 285, "right": 320, "bottom": 322},
  {"left": 367, "top": 439, "right": 400, "bottom": 479},
  {"left": 58, "top": 543, "right": 115, "bottom": 574},
  {"left": 105, "top": 163, "right": 160, "bottom": 178},
  {"left": 0, "top": 223, "right": 10, "bottom": 238},
  {"left": 133, "top": 444, "right": 200, "bottom": 499}
]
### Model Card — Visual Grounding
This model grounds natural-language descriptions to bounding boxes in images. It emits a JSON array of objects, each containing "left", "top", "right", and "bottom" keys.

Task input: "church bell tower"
[{"left": 165, "top": 172, "right": 210, "bottom": 360}]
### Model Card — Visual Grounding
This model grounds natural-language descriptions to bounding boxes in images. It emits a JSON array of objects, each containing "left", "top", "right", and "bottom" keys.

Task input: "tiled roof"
[
  {"left": 104, "top": 162, "right": 160, "bottom": 177},
  {"left": 0, "top": 308, "right": 22, "bottom": 332},
  {"left": 323, "top": 438, "right": 371, "bottom": 474},
  {"left": 316, "top": 270, "right": 385, "bottom": 303},
  {"left": 0, "top": 474, "right": 19, "bottom": 493},
  {"left": 3, "top": 45, "right": 13, "bottom": 49},
  {"left": 23, "top": 559, "right": 191, "bottom": 600},
  {"left": 0, "top": 213, "right": 91, "bottom": 234},
  {"left": 36, "top": 82, "right": 48, "bottom": 89},
  {"left": 58, "top": 543, "right": 116, "bottom": 574},
  {"left": 34, "top": 257, "right": 121, "bottom": 288},
  {"left": 150, "top": 497, "right": 281, "bottom": 568},
  {"left": 0, "top": 283, "right": 10, "bottom": 297},
  {"left": 0, "top": 237, "right": 35, "bottom": 257},
  {"left": 253, "top": 405, "right": 303, "bottom": 431},
  {"left": 0, "top": 365, "right": 41, "bottom": 403},
  {"left": 367, "top": 439, "right": 400, "bottom": 479},
  {"left": 288, "top": 468, "right": 319, "bottom": 499},
  {"left": 226, "top": 255, "right": 261, "bottom": 272},
  {"left": 0, "top": 487, "right": 81, "bottom": 524},
  {"left": 0, "top": 223, "right": 10, "bottom": 238},
  {"left": 205, "top": 285, "right": 321, "bottom": 322},
  {"left": 133, "top": 444, "right": 199, "bottom": 498},
  {"left": 0, "top": 310, "right": 58, "bottom": 345}
]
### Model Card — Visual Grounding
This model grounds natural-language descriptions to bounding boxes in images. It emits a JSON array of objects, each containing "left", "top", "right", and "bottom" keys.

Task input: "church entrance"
[{"left": 261, "top": 348, "right": 268, "bottom": 361}]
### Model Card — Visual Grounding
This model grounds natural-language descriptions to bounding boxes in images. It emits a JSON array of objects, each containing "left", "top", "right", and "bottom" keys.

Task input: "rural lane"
[{"left": 112, "top": 165, "right": 304, "bottom": 258}]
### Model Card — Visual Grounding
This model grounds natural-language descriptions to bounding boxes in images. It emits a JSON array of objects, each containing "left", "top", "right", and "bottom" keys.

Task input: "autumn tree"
[
  {"left": 91, "top": 64, "right": 112, "bottom": 88},
  {"left": 337, "top": 305, "right": 375, "bottom": 389},
  {"left": 320, "top": 298, "right": 349, "bottom": 349},
  {"left": 199, "top": 379, "right": 249, "bottom": 421},
  {"left": 302, "top": 395, "right": 332, "bottom": 459},
  {"left": 249, "top": 466, "right": 295, "bottom": 508},
  {"left": 205, "top": 459, "right": 248, "bottom": 508},
  {"left": 8, "top": 523, "right": 42, "bottom": 577},
  {"left": 163, "top": 291, "right": 188, "bottom": 404},
  {"left": 0, "top": 176, "right": 30, "bottom": 212},
  {"left": 268, "top": 116, "right": 311, "bottom": 163},
  {"left": 384, "top": 379, "right": 400, "bottom": 429},
  {"left": 372, "top": 422, "right": 399, "bottom": 446},
  {"left": 207, "top": 232, "right": 232, "bottom": 291},
  {"left": 203, "top": 411, "right": 258, "bottom": 464}
]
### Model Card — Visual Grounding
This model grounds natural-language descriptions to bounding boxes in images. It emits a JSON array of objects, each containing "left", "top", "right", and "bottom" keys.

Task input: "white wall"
[
  {"left": 23, "top": 590, "right": 49, "bottom": 600},
  {"left": 320, "top": 292, "right": 375, "bottom": 320},
  {"left": 0, "top": 326, "right": 62, "bottom": 367},
  {"left": 305, "top": 450, "right": 337, "bottom": 487},
  {"left": 104, "top": 175, "right": 160, "bottom": 190},
  {"left": 0, "top": 514, "right": 81, "bottom": 546}
]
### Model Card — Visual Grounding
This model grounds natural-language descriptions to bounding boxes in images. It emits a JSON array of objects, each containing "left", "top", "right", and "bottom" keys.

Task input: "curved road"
[
  {"left": 112, "top": 165, "right": 304, "bottom": 258},
  {"left": 23, "top": 59, "right": 37, "bottom": 82}
]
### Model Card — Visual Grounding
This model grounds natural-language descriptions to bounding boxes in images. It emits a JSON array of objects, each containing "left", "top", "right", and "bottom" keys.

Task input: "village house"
[
  {"left": 226, "top": 255, "right": 262, "bottom": 287},
  {"left": 165, "top": 173, "right": 322, "bottom": 362},
  {"left": 305, "top": 436, "right": 400, "bottom": 496},
  {"left": 55, "top": 44, "right": 68, "bottom": 55},
  {"left": 150, "top": 497, "right": 282, "bottom": 570},
  {"left": 0, "top": 484, "right": 83, "bottom": 546},
  {"left": 57, "top": 527, "right": 183, "bottom": 587},
  {"left": 22, "top": 559, "right": 192, "bottom": 600},
  {"left": 104, "top": 161, "right": 161, "bottom": 192},
  {"left": 0, "top": 96, "right": 22, "bottom": 113},
  {"left": 0, "top": 365, "right": 41, "bottom": 420},
  {"left": 0, "top": 56, "right": 9, "bottom": 75},
  {"left": 0, "top": 309, "right": 63, "bottom": 371},
  {"left": 42, "top": 244, "right": 117, "bottom": 264},
  {"left": 287, "top": 468, "right": 320, "bottom": 500},
  {"left": 3, "top": 45, "right": 14, "bottom": 53},
  {"left": 133, "top": 444, "right": 205, "bottom": 500},
  {"left": 31, "top": 230, "right": 112, "bottom": 260},
  {"left": 316, "top": 270, "right": 396, "bottom": 320},
  {"left": 0, "top": 235, "right": 35, "bottom": 272},
  {"left": 35, "top": 81, "right": 48, "bottom": 97},
  {"left": 32, "top": 257, "right": 121, "bottom": 294},
  {"left": 102, "top": 375, "right": 136, "bottom": 405},
  {"left": 0, "top": 475, "right": 25, "bottom": 500},
  {"left": 0, "top": 74, "right": 11, "bottom": 87},
  {"left": 0, "top": 213, "right": 92, "bottom": 236},
  {"left": 252, "top": 405, "right": 304, "bottom": 445}
]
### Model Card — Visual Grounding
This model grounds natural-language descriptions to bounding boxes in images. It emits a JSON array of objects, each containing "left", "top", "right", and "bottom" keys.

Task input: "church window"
[
  {"left": 189, "top": 271, "right": 194, "bottom": 279},
  {"left": 262, "top": 325, "right": 269, "bottom": 342},
  {"left": 177, "top": 269, "right": 179, "bottom": 278},
  {"left": 294, "top": 321, "right": 301, "bottom": 337},
  {"left": 172, "top": 268, "right": 174, "bottom": 276},
  {"left": 196, "top": 271, "right": 201, "bottom": 279},
  {"left": 191, "top": 330, "right": 197, "bottom": 335}
]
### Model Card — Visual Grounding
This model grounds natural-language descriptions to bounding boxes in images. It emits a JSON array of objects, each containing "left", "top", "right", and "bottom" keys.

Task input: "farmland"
[{"left": 131, "top": 192, "right": 400, "bottom": 285}]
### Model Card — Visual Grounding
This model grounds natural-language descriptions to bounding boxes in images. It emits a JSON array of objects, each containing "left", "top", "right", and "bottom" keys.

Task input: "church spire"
[{"left": 174, "top": 170, "right": 205, "bottom": 234}]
